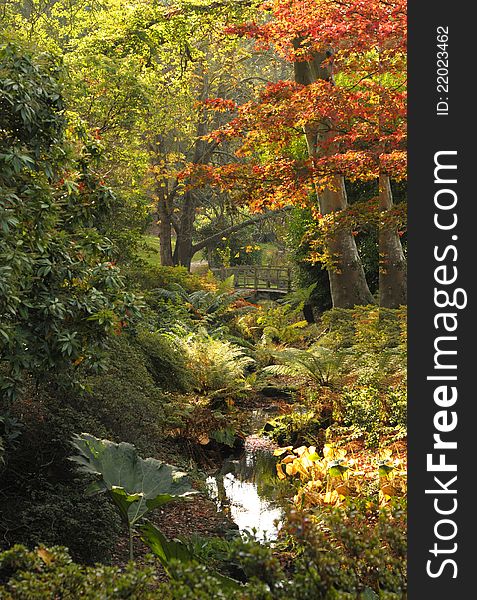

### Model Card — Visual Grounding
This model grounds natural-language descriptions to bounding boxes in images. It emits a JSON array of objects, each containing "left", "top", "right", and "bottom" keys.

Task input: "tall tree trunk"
[
  {"left": 379, "top": 174, "right": 407, "bottom": 307},
  {"left": 173, "top": 190, "right": 196, "bottom": 269},
  {"left": 156, "top": 186, "right": 174, "bottom": 266},
  {"left": 158, "top": 216, "right": 174, "bottom": 266},
  {"left": 294, "top": 48, "right": 374, "bottom": 308},
  {"left": 322, "top": 178, "right": 376, "bottom": 307},
  {"left": 172, "top": 69, "right": 212, "bottom": 270}
]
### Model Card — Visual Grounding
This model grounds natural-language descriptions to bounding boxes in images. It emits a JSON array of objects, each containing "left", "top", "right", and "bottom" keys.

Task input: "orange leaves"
[
  {"left": 203, "top": 98, "right": 238, "bottom": 112},
  {"left": 178, "top": 0, "right": 407, "bottom": 220},
  {"left": 228, "top": 0, "right": 406, "bottom": 63}
]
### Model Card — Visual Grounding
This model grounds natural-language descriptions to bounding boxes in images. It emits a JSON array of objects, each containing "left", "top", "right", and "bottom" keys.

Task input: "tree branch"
[{"left": 191, "top": 207, "right": 291, "bottom": 254}]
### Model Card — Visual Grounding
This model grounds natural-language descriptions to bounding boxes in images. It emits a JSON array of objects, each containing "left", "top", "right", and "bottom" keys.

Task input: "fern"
[
  {"left": 262, "top": 345, "right": 350, "bottom": 387},
  {"left": 166, "top": 329, "right": 255, "bottom": 396}
]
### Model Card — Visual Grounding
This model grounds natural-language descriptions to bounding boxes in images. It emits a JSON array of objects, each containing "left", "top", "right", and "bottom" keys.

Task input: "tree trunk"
[
  {"left": 320, "top": 177, "right": 375, "bottom": 307},
  {"left": 173, "top": 190, "right": 196, "bottom": 269},
  {"left": 294, "top": 49, "right": 374, "bottom": 308},
  {"left": 379, "top": 174, "right": 407, "bottom": 307},
  {"left": 157, "top": 190, "right": 174, "bottom": 266},
  {"left": 158, "top": 218, "right": 174, "bottom": 266}
]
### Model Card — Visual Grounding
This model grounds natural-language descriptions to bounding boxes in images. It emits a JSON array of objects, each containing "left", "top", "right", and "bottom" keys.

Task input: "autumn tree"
[{"left": 187, "top": 0, "right": 407, "bottom": 307}]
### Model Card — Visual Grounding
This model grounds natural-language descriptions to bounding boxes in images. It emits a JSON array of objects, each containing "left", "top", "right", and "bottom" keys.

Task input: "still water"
[{"left": 206, "top": 440, "right": 283, "bottom": 541}]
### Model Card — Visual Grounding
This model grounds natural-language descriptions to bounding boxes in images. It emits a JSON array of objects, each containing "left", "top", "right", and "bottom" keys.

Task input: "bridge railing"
[{"left": 211, "top": 265, "right": 293, "bottom": 292}]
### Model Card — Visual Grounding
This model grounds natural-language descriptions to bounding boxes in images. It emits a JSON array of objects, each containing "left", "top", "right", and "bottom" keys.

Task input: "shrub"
[
  {"left": 136, "top": 329, "right": 193, "bottom": 392},
  {"left": 263, "top": 410, "right": 328, "bottom": 447},
  {"left": 263, "top": 346, "right": 351, "bottom": 388},
  {"left": 0, "top": 509, "right": 407, "bottom": 598},
  {"left": 0, "top": 386, "right": 121, "bottom": 564},
  {"left": 334, "top": 385, "right": 407, "bottom": 447},
  {"left": 0, "top": 334, "right": 179, "bottom": 562},
  {"left": 0, "top": 42, "right": 141, "bottom": 399},
  {"left": 128, "top": 264, "right": 207, "bottom": 293},
  {"left": 80, "top": 335, "right": 169, "bottom": 454},
  {"left": 0, "top": 546, "right": 159, "bottom": 598}
]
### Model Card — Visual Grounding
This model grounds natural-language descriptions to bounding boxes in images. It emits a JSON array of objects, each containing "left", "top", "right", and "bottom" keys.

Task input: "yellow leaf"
[
  {"left": 323, "top": 490, "right": 339, "bottom": 504},
  {"left": 197, "top": 434, "right": 209, "bottom": 445},
  {"left": 37, "top": 547, "right": 55, "bottom": 565},
  {"left": 381, "top": 484, "right": 396, "bottom": 497},
  {"left": 286, "top": 462, "right": 297, "bottom": 476},
  {"left": 276, "top": 463, "right": 287, "bottom": 480},
  {"left": 336, "top": 484, "right": 350, "bottom": 497},
  {"left": 274, "top": 446, "right": 293, "bottom": 457}
]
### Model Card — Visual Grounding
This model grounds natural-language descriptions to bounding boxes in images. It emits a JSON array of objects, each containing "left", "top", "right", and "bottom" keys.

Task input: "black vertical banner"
[{"left": 408, "top": 1, "right": 475, "bottom": 597}]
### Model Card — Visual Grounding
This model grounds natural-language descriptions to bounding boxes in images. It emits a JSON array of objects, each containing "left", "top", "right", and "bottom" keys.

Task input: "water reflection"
[{"left": 206, "top": 447, "right": 283, "bottom": 541}]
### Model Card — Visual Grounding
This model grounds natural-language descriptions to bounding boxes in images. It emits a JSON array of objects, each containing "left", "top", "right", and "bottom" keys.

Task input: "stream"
[{"left": 205, "top": 408, "right": 285, "bottom": 541}]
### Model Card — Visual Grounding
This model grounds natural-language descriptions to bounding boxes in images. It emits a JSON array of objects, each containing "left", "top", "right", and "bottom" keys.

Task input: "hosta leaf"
[
  {"left": 276, "top": 463, "right": 287, "bottom": 480},
  {"left": 273, "top": 446, "right": 293, "bottom": 456},
  {"left": 328, "top": 463, "right": 349, "bottom": 478},
  {"left": 285, "top": 462, "right": 297, "bottom": 476}
]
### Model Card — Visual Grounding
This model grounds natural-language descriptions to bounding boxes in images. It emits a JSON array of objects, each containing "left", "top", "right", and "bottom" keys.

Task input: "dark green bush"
[
  {"left": 0, "top": 385, "right": 122, "bottom": 564},
  {"left": 80, "top": 335, "right": 169, "bottom": 454},
  {"left": 136, "top": 329, "right": 193, "bottom": 392}
]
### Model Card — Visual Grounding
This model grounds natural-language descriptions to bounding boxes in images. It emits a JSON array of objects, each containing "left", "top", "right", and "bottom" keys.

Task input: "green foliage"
[
  {"left": 260, "top": 308, "right": 308, "bottom": 345},
  {"left": 0, "top": 328, "right": 189, "bottom": 564},
  {"left": 79, "top": 335, "right": 169, "bottom": 451},
  {"left": 334, "top": 385, "right": 407, "bottom": 448},
  {"left": 263, "top": 411, "right": 326, "bottom": 447},
  {"left": 0, "top": 504, "right": 406, "bottom": 598},
  {"left": 139, "top": 521, "right": 241, "bottom": 589},
  {"left": 70, "top": 434, "right": 197, "bottom": 558},
  {"left": 263, "top": 346, "right": 350, "bottom": 387},
  {"left": 0, "top": 385, "right": 122, "bottom": 564},
  {"left": 166, "top": 329, "right": 254, "bottom": 397},
  {"left": 0, "top": 414, "right": 22, "bottom": 468},
  {"left": 0, "top": 545, "right": 159, "bottom": 599},
  {"left": 0, "top": 41, "right": 140, "bottom": 399},
  {"left": 151, "top": 281, "right": 252, "bottom": 329},
  {"left": 285, "top": 208, "right": 332, "bottom": 312},
  {"left": 129, "top": 264, "right": 205, "bottom": 294},
  {"left": 136, "top": 329, "right": 194, "bottom": 392},
  {"left": 236, "top": 303, "right": 309, "bottom": 345},
  {"left": 319, "top": 307, "right": 406, "bottom": 354}
]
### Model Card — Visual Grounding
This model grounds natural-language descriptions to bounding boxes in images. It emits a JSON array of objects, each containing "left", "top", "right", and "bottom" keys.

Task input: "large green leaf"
[
  {"left": 139, "top": 520, "right": 194, "bottom": 566},
  {"left": 70, "top": 433, "right": 197, "bottom": 525},
  {"left": 139, "top": 521, "right": 241, "bottom": 590}
]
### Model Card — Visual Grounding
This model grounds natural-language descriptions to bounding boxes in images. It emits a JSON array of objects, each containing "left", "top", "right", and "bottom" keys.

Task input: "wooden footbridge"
[{"left": 211, "top": 265, "right": 294, "bottom": 296}]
